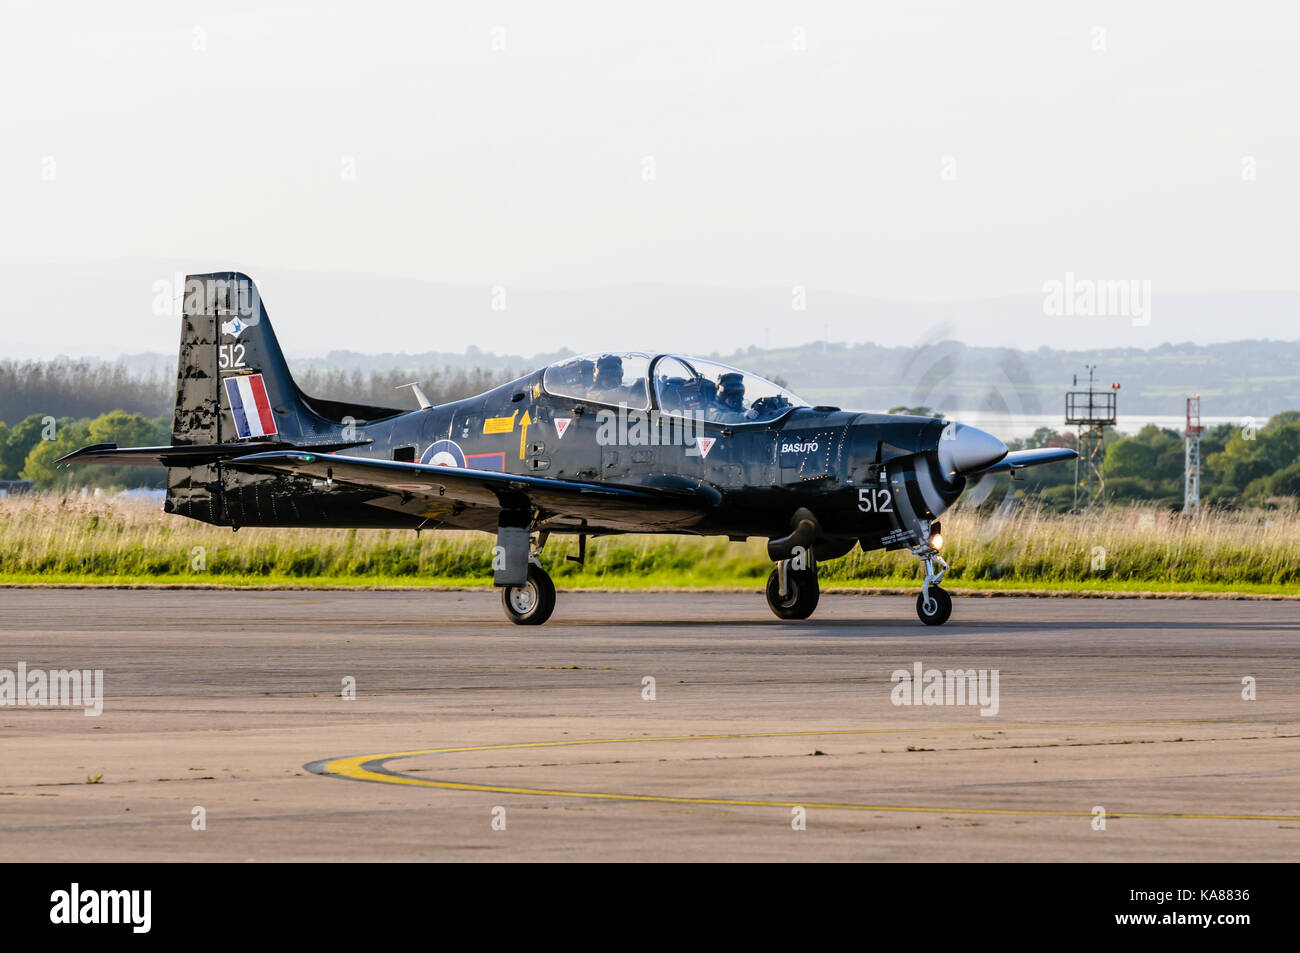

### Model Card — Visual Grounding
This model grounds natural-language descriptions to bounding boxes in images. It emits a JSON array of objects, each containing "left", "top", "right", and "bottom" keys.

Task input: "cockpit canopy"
[{"left": 542, "top": 352, "right": 808, "bottom": 424}]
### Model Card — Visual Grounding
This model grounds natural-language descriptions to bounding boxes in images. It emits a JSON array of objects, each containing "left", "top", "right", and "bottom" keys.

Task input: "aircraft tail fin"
[
  {"left": 172, "top": 273, "right": 403, "bottom": 445},
  {"left": 165, "top": 273, "right": 402, "bottom": 522}
]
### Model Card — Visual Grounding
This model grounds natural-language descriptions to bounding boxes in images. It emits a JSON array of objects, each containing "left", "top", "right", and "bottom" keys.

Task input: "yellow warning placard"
[{"left": 483, "top": 413, "right": 517, "bottom": 435}]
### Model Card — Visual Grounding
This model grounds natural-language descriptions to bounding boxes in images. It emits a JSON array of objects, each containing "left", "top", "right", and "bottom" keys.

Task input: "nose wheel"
[
  {"left": 765, "top": 559, "right": 819, "bottom": 620},
  {"left": 913, "top": 550, "right": 952, "bottom": 626},
  {"left": 916, "top": 585, "right": 952, "bottom": 625}
]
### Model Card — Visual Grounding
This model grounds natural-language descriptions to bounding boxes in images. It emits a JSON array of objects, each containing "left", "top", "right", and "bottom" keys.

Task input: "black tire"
[
  {"left": 916, "top": 586, "right": 952, "bottom": 626},
  {"left": 501, "top": 564, "right": 556, "bottom": 626},
  {"left": 765, "top": 566, "right": 820, "bottom": 620}
]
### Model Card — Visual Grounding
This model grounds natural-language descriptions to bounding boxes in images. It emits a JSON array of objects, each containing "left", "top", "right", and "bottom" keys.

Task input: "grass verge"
[{"left": 1, "top": 494, "right": 1296, "bottom": 597}]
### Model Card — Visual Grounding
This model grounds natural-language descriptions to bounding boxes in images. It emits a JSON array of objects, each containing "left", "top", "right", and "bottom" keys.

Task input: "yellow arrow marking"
[{"left": 519, "top": 409, "right": 532, "bottom": 460}]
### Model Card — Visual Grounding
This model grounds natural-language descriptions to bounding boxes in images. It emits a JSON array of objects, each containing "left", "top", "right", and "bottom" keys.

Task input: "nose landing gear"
[
  {"left": 913, "top": 547, "right": 952, "bottom": 626},
  {"left": 765, "top": 556, "right": 819, "bottom": 620}
]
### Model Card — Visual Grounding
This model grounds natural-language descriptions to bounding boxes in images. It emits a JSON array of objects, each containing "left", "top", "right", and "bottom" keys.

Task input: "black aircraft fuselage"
[{"left": 214, "top": 371, "right": 953, "bottom": 552}]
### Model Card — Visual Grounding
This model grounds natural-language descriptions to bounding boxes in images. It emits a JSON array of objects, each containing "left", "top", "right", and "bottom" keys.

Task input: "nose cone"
[{"left": 936, "top": 422, "right": 1007, "bottom": 477}]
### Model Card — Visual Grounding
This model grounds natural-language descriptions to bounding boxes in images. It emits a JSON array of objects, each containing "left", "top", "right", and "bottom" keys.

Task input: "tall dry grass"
[
  {"left": 0, "top": 493, "right": 1296, "bottom": 588},
  {"left": 823, "top": 503, "right": 1300, "bottom": 587}
]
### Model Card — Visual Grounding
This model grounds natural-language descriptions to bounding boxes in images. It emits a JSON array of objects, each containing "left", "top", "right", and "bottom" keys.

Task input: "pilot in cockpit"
[
  {"left": 592, "top": 354, "right": 625, "bottom": 403},
  {"left": 593, "top": 354, "right": 622, "bottom": 391},
  {"left": 593, "top": 353, "right": 647, "bottom": 406},
  {"left": 710, "top": 371, "right": 747, "bottom": 422}
]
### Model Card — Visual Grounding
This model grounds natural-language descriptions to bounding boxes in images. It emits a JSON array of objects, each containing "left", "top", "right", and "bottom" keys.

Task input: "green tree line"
[
  {"left": 0, "top": 360, "right": 172, "bottom": 424},
  {"left": 6, "top": 399, "right": 1297, "bottom": 505},
  {"left": 0, "top": 359, "right": 514, "bottom": 426},
  {"left": 0, "top": 364, "right": 519, "bottom": 491},
  {"left": 0, "top": 411, "right": 170, "bottom": 490}
]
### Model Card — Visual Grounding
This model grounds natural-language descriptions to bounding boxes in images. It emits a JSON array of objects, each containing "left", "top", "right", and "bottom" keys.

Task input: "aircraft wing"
[
  {"left": 229, "top": 451, "right": 716, "bottom": 530},
  {"left": 973, "top": 447, "right": 1077, "bottom": 474}
]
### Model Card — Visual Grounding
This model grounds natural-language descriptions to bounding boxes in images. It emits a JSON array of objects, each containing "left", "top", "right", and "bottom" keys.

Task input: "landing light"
[{"left": 931, "top": 533, "right": 945, "bottom": 551}]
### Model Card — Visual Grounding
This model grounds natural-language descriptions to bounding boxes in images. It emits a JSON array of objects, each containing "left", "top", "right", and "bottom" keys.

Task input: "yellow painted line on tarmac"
[{"left": 307, "top": 720, "right": 1300, "bottom": 822}]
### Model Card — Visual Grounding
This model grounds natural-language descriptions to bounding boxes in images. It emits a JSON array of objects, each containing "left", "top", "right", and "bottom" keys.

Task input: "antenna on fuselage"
[{"left": 397, "top": 381, "right": 433, "bottom": 410}]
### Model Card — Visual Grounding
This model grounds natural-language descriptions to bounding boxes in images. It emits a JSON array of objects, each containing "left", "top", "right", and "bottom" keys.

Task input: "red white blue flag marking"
[{"left": 224, "top": 374, "right": 277, "bottom": 439}]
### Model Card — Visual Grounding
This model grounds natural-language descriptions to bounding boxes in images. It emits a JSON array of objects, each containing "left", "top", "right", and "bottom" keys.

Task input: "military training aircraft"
[{"left": 60, "top": 273, "right": 1076, "bottom": 626}]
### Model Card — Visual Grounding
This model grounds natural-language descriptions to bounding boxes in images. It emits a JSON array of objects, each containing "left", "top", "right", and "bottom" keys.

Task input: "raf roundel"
[{"left": 420, "top": 440, "right": 466, "bottom": 468}]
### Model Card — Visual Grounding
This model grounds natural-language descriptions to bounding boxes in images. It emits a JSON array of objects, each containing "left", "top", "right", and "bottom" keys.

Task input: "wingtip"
[{"left": 54, "top": 443, "right": 117, "bottom": 467}]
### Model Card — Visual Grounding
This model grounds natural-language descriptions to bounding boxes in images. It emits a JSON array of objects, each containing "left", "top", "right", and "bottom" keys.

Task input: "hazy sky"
[{"left": 2, "top": 1, "right": 1297, "bottom": 358}]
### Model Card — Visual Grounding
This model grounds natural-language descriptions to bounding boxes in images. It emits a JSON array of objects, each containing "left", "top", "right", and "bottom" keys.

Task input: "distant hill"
[
  {"left": 273, "top": 339, "right": 1294, "bottom": 417},
  {"left": 286, "top": 339, "right": 1300, "bottom": 418},
  {"left": 4, "top": 260, "right": 1299, "bottom": 362},
  {"left": 706, "top": 338, "right": 1295, "bottom": 418},
  {"left": 8, "top": 337, "right": 1290, "bottom": 426}
]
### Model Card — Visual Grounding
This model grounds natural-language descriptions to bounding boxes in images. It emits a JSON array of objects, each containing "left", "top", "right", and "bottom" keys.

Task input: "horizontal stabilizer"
[{"left": 56, "top": 440, "right": 372, "bottom": 469}]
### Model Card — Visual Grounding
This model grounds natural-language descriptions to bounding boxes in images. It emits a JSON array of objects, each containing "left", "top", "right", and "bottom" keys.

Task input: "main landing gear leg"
[
  {"left": 765, "top": 553, "right": 820, "bottom": 620},
  {"left": 498, "top": 526, "right": 556, "bottom": 626},
  {"left": 913, "top": 549, "right": 952, "bottom": 626}
]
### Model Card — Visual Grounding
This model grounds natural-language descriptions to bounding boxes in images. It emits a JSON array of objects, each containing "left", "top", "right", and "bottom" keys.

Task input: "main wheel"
[
  {"left": 501, "top": 564, "right": 556, "bottom": 626},
  {"left": 765, "top": 565, "right": 819, "bottom": 620},
  {"left": 916, "top": 586, "right": 952, "bottom": 626}
]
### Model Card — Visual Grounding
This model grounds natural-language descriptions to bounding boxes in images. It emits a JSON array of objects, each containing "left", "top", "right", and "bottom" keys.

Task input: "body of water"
[{"left": 952, "top": 413, "right": 1258, "bottom": 441}]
